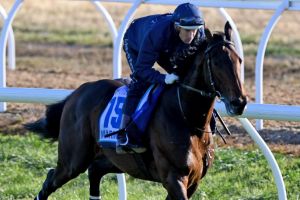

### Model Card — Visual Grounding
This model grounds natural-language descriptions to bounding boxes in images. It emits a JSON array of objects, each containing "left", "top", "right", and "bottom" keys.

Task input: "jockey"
[{"left": 117, "top": 3, "right": 206, "bottom": 154}]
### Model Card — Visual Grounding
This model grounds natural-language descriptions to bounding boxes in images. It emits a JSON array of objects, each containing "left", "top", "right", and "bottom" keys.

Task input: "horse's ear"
[
  {"left": 205, "top": 28, "right": 212, "bottom": 40},
  {"left": 224, "top": 21, "right": 232, "bottom": 41}
]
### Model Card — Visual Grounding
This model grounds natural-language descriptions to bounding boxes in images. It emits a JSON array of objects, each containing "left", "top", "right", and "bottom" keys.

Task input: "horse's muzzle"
[{"left": 226, "top": 96, "right": 247, "bottom": 116}]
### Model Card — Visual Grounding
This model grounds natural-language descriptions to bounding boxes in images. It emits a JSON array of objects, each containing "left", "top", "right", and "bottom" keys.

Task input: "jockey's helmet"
[{"left": 172, "top": 3, "right": 204, "bottom": 30}]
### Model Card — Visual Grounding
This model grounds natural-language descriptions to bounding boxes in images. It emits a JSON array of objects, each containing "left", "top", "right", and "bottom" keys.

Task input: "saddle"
[{"left": 98, "top": 83, "right": 164, "bottom": 148}]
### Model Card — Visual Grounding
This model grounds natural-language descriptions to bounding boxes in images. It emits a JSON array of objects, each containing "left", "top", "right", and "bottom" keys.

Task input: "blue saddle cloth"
[{"left": 98, "top": 84, "right": 164, "bottom": 148}]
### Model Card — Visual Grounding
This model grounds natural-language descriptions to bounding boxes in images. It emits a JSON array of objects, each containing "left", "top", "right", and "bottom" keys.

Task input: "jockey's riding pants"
[{"left": 123, "top": 38, "right": 150, "bottom": 116}]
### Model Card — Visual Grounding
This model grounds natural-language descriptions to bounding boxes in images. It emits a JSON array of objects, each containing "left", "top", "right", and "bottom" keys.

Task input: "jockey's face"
[{"left": 178, "top": 28, "right": 198, "bottom": 44}]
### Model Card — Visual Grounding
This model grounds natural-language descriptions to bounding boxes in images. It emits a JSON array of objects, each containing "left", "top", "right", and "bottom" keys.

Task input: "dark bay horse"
[{"left": 25, "top": 22, "right": 247, "bottom": 200}]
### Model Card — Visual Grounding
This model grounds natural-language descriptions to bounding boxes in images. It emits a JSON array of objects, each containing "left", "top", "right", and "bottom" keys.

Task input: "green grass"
[
  {"left": 241, "top": 35, "right": 300, "bottom": 57},
  {"left": 0, "top": 133, "right": 299, "bottom": 200},
  {"left": 13, "top": 27, "right": 113, "bottom": 46}
]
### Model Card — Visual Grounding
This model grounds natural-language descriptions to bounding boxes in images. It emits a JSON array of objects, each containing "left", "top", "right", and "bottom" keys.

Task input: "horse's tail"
[{"left": 24, "top": 99, "right": 67, "bottom": 140}]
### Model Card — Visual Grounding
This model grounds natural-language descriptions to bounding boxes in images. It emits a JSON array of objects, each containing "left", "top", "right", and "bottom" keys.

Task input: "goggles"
[{"left": 175, "top": 17, "right": 204, "bottom": 30}]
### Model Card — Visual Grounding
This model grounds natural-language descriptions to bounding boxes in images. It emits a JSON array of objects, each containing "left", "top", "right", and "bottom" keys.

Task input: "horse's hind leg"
[
  {"left": 35, "top": 118, "right": 94, "bottom": 200},
  {"left": 35, "top": 152, "right": 92, "bottom": 200},
  {"left": 88, "top": 156, "right": 122, "bottom": 200},
  {"left": 35, "top": 164, "right": 80, "bottom": 200}
]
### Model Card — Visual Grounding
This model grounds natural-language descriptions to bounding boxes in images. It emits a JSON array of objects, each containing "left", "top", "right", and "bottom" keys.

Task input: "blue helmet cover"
[{"left": 172, "top": 3, "right": 204, "bottom": 28}]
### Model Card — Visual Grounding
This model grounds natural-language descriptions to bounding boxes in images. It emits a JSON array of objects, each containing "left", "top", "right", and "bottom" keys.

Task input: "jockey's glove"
[{"left": 165, "top": 73, "right": 179, "bottom": 84}]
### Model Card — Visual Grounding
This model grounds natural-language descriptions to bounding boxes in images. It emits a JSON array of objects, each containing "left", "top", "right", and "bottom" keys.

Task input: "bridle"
[
  {"left": 179, "top": 39, "right": 236, "bottom": 98},
  {"left": 177, "top": 39, "right": 236, "bottom": 133}
]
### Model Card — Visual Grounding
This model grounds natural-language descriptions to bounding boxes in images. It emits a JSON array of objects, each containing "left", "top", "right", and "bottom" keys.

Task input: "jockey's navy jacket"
[{"left": 123, "top": 14, "right": 204, "bottom": 84}]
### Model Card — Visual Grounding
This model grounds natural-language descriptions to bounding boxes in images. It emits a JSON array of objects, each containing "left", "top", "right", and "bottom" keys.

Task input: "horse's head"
[{"left": 202, "top": 22, "right": 247, "bottom": 116}]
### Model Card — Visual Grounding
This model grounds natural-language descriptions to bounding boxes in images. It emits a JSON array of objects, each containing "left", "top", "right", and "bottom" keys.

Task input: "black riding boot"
[{"left": 116, "top": 114, "right": 146, "bottom": 154}]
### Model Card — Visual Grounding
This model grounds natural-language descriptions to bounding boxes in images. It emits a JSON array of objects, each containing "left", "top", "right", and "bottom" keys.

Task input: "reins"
[
  {"left": 179, "top": 83, "right": 218, "bottom": 98},
  {"left": 176, "top": 39, "right": 235, "bottom": 141},
  {"left": 176, "top": 86, "right": 215, "bottom": 134},
  {"left": 177, "top": 82, "right": 231, "bottom": 143}
]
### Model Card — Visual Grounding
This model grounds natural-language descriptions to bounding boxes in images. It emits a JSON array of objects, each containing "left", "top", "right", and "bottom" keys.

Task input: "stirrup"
[
  {"left": 116, "top": 137, "right": 146, "bottom": 154},
  {"left": 117, "top": 133, "right": 129, "bottom": 146}
]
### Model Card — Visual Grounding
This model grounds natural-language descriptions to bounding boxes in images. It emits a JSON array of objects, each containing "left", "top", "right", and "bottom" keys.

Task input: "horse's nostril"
[
  {"left": 231, "top": 99, "right": 241, "bottom": 107},
  {"left": 227, "top": 97, "right": 247, "bottom": 115},
  {"left": 231, "top": 97, "right": 247, "bottom": 107}
]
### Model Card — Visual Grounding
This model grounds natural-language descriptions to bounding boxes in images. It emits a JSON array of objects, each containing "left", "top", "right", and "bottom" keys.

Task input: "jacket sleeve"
[{"left": 134, "top": 32, "right": 166, "bottom": 84}]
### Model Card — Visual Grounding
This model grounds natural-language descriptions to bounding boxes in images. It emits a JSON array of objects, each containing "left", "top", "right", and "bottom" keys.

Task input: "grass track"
[{"left": 0, "top": 134, "right": 299, "bottom": 200}]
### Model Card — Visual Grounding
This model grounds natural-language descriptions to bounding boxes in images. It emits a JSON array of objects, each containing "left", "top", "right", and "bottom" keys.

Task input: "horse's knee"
[{"left": 164, "top": 173, "right": 188, "bottom": 200}]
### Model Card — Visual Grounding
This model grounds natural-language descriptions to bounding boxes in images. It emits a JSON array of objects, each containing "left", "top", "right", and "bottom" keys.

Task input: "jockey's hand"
[{"left": 165, "top": 73, "right": 179, "bottom": 84}]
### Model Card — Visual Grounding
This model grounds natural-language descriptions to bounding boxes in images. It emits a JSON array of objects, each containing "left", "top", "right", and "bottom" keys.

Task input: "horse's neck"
[
  {"left": 180, "top": 54, "right": 215, "bottom": 130},
  {"left": 179, "top": 88, "right": 215, "bottom": 130}
]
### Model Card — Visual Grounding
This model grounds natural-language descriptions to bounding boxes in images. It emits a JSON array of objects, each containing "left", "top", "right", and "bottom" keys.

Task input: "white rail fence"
[
  {"left": 0, "top": 4, "right": 15, "bottom": 70},
  {"left": 2, "top": 0, "right": 300, "bottom": 199}
]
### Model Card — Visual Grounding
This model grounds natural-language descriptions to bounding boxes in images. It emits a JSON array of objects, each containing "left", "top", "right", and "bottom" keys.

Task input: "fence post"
[
  {"left": 239, "top": 118, "right": 287, "bottom": 200},
  {"left": 218, "top": 8, "right": 245, "bottom": 83},
  {"left": 112, "top": 0, "right": 143, "bottom": 79},
  {"left": 0, "top": 0, "right": 24, "bottom": 111},
  {"left": 90, "top": 2, "right": 127, "bottom": 200},
  {"left": 255, "top": 0, "right": 289, "bottom": 130},
  {"left": 0, "top": 4, "right": 16, "bottom": 70}
]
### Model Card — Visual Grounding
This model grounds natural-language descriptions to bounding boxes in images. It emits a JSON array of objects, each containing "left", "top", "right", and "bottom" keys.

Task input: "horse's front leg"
[
  {"left": 88, "top": 161, "right": 102, "bottom": 200},
  {"left": 156, "top": 155, "right": 189, "bottom": 200},
  {"left": 88, "top": 156, "right": 122, "bottom": 200},
  {"left": 163, "top": 170, "right": 189, "bottom": 200},
  {"left": 153, "top": 144, "right": 189, "bottom": 200}
]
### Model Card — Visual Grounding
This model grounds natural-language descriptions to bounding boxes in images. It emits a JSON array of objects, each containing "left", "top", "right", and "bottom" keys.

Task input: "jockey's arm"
[{"left": 134, "top": 33, "right": 166, "bottom": 84}]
